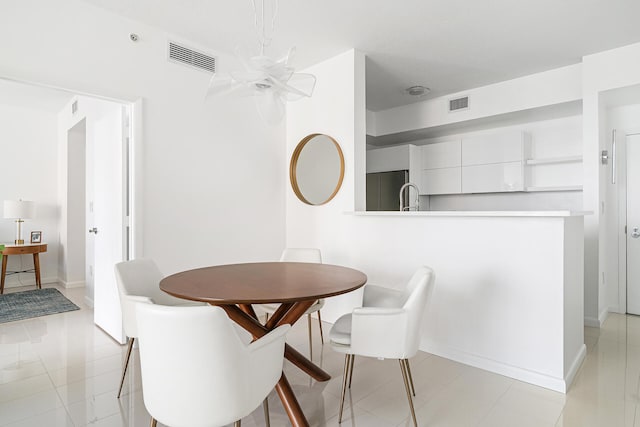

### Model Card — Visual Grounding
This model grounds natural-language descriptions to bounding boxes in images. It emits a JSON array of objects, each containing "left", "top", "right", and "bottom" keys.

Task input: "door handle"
[
  {"left": 89, "top": 227, "right": 98, "bottom": 234},
  {"left": 632, "top": 227, "right": 640, "bottom": 239}
]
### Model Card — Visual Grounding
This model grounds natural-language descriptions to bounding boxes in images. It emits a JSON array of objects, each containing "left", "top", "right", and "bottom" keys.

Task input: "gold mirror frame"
[{"left": 290, "top": 133, "right": 345, "bottom": 205}]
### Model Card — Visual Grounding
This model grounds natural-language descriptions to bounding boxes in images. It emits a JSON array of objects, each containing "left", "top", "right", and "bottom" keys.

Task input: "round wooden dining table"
[{"left": 160, "top": 262, "right": 367, "bottom": 427}]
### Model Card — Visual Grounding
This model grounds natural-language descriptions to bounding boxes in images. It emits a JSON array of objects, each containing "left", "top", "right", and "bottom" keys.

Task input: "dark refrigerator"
[{"left": 366, "top": 170, "right": 409, "bottom": 211}]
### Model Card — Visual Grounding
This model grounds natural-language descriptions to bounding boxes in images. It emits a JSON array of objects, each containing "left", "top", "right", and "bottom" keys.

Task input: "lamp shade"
[{"left": 4, "top": 200, "right": 35, "bottom": 219}]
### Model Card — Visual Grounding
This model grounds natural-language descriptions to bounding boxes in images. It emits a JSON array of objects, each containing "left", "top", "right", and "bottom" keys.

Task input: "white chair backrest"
[
  {"left": 114, "top": 259, "right": 179, "bottom": 337},
  {"left": 115, "top": 259, "right": 163, "bottom": 299},
  {"left": 401, "top": 266, "right": 436, "bottom": 357},
  {"left": 136, "top": 304, "right": 284, "bottom": 427},
  {"left": 279, "top": 248, "right": 322, "bottom": 263}
]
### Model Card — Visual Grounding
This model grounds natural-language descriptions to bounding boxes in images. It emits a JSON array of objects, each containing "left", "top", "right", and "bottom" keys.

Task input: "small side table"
[{"left": 1, "top": 243, "right": 48, "bottom": 294}]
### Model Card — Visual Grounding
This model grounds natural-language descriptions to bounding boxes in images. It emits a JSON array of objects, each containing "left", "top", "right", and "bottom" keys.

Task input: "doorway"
[
  {"left": 0, "top": 77, "right": 141, "bottom": 344},
  {"left": 61, "top": 96, "right": 135, "bottom": 344},
  {"left": 625, "top": 133, "right": 640, "bottom": 314}
]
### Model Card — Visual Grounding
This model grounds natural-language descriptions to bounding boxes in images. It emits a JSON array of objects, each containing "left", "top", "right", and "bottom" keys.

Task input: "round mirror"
[{"left": 290, "top": 134, "right": 345, "bottom": 205}]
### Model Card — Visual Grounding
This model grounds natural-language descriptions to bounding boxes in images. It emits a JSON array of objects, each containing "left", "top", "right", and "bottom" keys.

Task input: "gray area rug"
[{"left": 0, "top": 288, "right": 80, "bottom": 323}]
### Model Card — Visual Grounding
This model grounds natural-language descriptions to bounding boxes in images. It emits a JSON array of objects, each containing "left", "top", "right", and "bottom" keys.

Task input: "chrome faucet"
[{"left": 399, "top": 183, "right": 420, "bottom": 211}]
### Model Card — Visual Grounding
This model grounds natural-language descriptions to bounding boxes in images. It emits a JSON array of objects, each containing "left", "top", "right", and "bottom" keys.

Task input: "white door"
[
  {"left": 627, "top": 134, "right": 640, "bottom": 314},
  {"left": 91, "top": 103, "right": 129, "bottom": 344}
]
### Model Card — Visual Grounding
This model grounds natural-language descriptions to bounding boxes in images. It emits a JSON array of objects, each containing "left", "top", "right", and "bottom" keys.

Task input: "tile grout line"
[
  {"left": 45, "top": 362, "right": 77, "bottom": 427},
  {"left": 472, "top": 381, "right": 515, "bottom": 427}
]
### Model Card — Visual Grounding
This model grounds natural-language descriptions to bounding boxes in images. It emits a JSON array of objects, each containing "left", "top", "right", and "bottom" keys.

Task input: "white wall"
[
  {"left": 0, "top": 103, "right": 59, "bottom": 288},
  {"left": 582, "top": 42, "right": 640, "bottom": 326},
  {"left": 371, "top": 64, "right": 582, "bottom": 136},
  {"left": 286, "top": 49, "right": 366, "bottom": 316},
  {"left": 1, "top": 0, "right": 286, "bottom": 280}
]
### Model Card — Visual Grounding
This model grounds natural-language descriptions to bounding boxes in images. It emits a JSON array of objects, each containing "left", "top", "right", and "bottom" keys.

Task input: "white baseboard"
[
  {"left": 584, "top": 316, "right": 601, "bottom": 328},
  {"left": 84, "top": 296, "right": 94, "bottom": 308},
  {"left": 585, "top": 308, "right": 610, "bottom": 328},
  {"left": 608, "top": 305, "right": 624, "bottom": 315},
  {"left": 599, "top": 308, "right": 609, "bottom": 326},
  {"left": 421, "top": 341, "right": 579, "bottom": 393},
  {"left": 58, "top": 279, "right": 85, "bottom": 289},
  {"left": 564, "top": 344, "right": 587, "bottom": 392}
]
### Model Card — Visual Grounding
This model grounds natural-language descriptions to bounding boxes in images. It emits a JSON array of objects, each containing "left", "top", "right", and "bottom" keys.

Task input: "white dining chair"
[
  {"left": 259, "top": 248, "right": 324, "bottom": 356},
  {"left": 136, "top": 303, "right": 290, "bottom": 427},
  {"left": 114, "top": 258, "right": 204, "bottom": 398},
  {"left": 329, "top": 266, "right": 436, "bottom": 427}
]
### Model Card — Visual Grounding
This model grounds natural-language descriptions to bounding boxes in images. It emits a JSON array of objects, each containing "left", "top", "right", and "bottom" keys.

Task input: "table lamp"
[{"left": 4, "top": 200, "right": 36, "bottom": 245}]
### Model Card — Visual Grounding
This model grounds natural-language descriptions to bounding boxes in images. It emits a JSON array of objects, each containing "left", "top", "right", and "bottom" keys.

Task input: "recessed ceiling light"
[{"left": 405, "top": 85, "right": 431, "bottom": 96}]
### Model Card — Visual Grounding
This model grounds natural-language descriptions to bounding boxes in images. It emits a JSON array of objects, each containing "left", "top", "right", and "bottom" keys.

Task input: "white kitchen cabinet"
[
  {"left": 420, "top": 167, "right": 462, "bottom": 195},
  {"left": 524, "top": 156, "right": 583, "bottom": 192},
  {"left": 418, "top": 139, "right": 461, "bottom": 195},
  {"left": 461, "top": 131, "right": 530, "bottom": 166},
  {"left": 366, "top": 145, "right": 411, "bottom": 173},
  {"left": 420, "top": 139, "right": 461, "bottom": 169},
  {"left": 462, "top": 162, "right": 524, "bottom": 193}
]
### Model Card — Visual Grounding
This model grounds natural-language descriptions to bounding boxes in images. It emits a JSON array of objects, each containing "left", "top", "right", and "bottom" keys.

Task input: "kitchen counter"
[
  {"left": 312, "top": 210, "right": 586, "bottom": 393},
  {"left": 348, "top": 210, "right": 591, "bottom": 217}
]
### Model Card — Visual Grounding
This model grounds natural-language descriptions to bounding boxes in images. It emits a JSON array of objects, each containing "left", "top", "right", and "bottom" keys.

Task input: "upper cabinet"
[
  {"left": 366, "top": 145, "right": 411, "bottom": 173},
  {"left": 421, "top": 140, "right": 461, "bottom": 169},
  {"left": 460, "top": 131, "right": 529, "bottom": 193},
  {"left": 419, "top": 132, "right": 530, "bottom": 195},
  {"left": 461, "top": 131, "right": 529, "bottom": 166},
  {"left": 420, "top": 168, "right": 462, "bottom": 195},
  {"left": 419, "top": 139, "right": 462, "bottom": 195},
  {"left": 462, "top": 162, "right": 524, "bottom": 193},
  {"left": 367, "top": 144, "right": 422, "bottom": 185},
  {"left": 372, "top": 122, "right": 582, "bottom": 197}
]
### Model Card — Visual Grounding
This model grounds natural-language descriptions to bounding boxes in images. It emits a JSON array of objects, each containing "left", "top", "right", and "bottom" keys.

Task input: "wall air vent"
[
  {"left": 448, "top": 96, "right": 469, "bottom": 112},
  {"left": 168, "top": 41, "right": 216, "bottom": 74}
]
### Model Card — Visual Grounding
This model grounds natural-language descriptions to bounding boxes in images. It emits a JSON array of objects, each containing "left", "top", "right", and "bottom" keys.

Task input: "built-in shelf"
[
  {"left": 525, "top": 156, "right": 583, "bottom": 165},
  {"left": 525, "top": 185, "right": 583, "bottom": 192}
]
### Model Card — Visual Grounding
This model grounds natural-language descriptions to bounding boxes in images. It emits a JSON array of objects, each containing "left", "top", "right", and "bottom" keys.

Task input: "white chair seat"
[{"left": 328, "top": 313, "right": 352, "bottom": 347}]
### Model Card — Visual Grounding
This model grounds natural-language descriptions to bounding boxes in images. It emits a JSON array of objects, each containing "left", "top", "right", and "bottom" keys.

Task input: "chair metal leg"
[
  {"left": 317, "top": 310, "right": 325, "bottom": 344},
  {"left": 307, "top": 313, "right": 313, "bottom": 357},
  {"left": 117, "top": 337, "right": 135, "bottom": 398},
  {"left": 400, "top": 359, "right": 418, "bottom": 427},
  {"left": 263, "top": 398, "right": 270, "bottom": 427},
  {"left": 338, "top": 354, "right": 353, "bottom": 423},
  {"left": 150, "top": 417, "right": 157, "bottom": 427},
  {"left": 234, "top": 421, "right": 241, "bottom": 427},
  {"left": 406, "top": 358, "right": 416, "bottom": 396},
  {"left": 348, "top": 354, "right": 355, "bottom": 388}
]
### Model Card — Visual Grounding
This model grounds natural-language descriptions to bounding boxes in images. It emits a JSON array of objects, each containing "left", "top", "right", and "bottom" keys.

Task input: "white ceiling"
[
  {"left": 83, "top": 0, "right": 640, "bottom": 112},
  {"left": 0, "top": 79, "right": 73, "bottom": 113}
]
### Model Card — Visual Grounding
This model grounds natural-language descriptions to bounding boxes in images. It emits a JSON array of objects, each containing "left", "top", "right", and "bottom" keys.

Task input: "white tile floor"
[{"left": 1, "top": 284, "right": 640, "bottom": 426}]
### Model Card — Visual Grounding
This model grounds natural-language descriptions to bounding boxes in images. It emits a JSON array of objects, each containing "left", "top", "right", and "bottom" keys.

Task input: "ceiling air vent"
[
  {"left": 449, "top": 96, "right": 469, "bottom": 112},
  {"left": 168, "top": 41, "right": 216, "bottom": 74}
]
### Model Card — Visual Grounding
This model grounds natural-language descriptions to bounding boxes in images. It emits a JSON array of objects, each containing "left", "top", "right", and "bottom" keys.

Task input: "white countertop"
[{"left": 348, "top": 210, "right": 591, "bottom": 217}]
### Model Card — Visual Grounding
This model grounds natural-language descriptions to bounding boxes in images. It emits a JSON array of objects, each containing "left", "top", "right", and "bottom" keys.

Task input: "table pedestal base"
[{"left": 221, "top": 301, "right": 328, "bottom": 427}]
